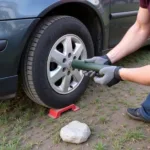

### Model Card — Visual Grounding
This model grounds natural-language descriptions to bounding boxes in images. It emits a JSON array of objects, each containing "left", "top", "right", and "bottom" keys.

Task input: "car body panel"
[
  {"left": 0, "top": 0, "right": 140, "bottom": 99},
  {"left": 0, "top": 0, "right": 58, "bottom": 20},
  {"left": 0, "top": 18, "right": 39, "bottom": 78},
  {"left": 0, "top": 75, "right": 17, "bottom": 99},
  {"left": 0, "top": 0, "right": 108, "bottom": 22},
  {"left": 109, "top": 0, "right": 139, "bottom": 47}
]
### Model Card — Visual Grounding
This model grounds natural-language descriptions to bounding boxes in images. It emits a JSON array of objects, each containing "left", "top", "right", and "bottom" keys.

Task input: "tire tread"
[{"left": 23, "top": 16, "right": 69, "bottom": 107}]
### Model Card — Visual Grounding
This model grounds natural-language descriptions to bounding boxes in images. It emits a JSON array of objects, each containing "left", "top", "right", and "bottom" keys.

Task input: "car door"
[{"left": 109, "top": 0, "right": 139, "bottom": 47}]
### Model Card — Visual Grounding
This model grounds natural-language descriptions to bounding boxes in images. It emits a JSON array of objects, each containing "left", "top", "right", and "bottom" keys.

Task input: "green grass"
[
  {"left": 123, "top": 129, "right": 146, "bottom": 142},
  {"left": 125, "top": 148, "right": 133, "bottom": 150},
  {"left": 94, "top": 142, "right": 107, "bottom": 150},
  {"left": 112, "top": 139, "right": 123, "bottom": 150},
  {"left": 95, "top": 98, "right": 100, "bottom": 103},
  {"left": 99, "top": 116, "right": 109, "bottom": 124},
  {"left": 111, "top": 106, "right": 119, "bottom": 111},
  {"left": 0, "top": 90, "right": 48, "bottom": 150},
  {"left": 52, "top": 132, "right": 61, "bottom": 144},
  {"left": 117, "top": 99, "right": 133, "bottom": 107},
  {"left": 97, "top": 132, "right": 106, "bottom": 139},
  {"left": 22, "top": 142, "right": 34, "bottom": 150},
  {"left": 112, "top": 128, "right": 146, "bottom": 150},
  {"left": 0, "top": 136, "right": 22, "bottom": 150}
]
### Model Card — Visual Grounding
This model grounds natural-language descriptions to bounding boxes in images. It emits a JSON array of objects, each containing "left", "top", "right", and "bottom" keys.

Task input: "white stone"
[{"left": 60, "top": 120, "right": 91, "bottom": 144}]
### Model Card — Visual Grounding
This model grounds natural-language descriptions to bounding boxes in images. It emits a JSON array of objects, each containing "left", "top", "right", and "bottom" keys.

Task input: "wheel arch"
[
  {"left": 39, "top": 1, "right": 105, "bottom": 55},
  {"left": 19, "top": 1, "right": 106, "bottom": 74}
]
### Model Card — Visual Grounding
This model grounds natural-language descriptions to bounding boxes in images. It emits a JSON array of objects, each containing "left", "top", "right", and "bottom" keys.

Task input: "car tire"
[{"left": 22, "top": 16, "right": 94, "bottom": 108}]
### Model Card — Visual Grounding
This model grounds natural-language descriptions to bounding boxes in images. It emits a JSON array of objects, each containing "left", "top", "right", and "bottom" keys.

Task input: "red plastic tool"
[{"left": 48, "top": 104, "right": 80, "bottom": 119}]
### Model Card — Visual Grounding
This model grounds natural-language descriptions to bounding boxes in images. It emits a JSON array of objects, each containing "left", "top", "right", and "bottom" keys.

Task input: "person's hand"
[
  {"left": 84, "top": 55, "right": 112, "bottom": 77},
  {"left": 93, "top": 66, "right": 123, "bottom": 87},
  {"left": 84, "top": 55, "right": 111, "bottom": 65}
]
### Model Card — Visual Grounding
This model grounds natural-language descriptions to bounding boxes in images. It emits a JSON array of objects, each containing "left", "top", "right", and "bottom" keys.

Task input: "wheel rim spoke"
[
  {"left": 50, "top": 66, "right": 64, "bottom": 83},
  {"left": 51, "top": 49, "right": 65, "bottom": 65},
  {"left": 73, "top": 43, "right": 84, "bottom": 59},
  {"left": 72, "top": 70, "right": 82, "bottom": 82},
  {"left": 60, "top": 75, "right": 72, "bottom": 92},
  {"left": 63, "top": 36, "right": 73, "bottom": 54}
]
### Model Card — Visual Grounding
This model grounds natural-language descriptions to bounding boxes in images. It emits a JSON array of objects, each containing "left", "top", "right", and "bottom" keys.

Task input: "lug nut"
[
  {"left": 63, "top": 68, "right": 66, "bottom": 72},
  {"left": 63, "top": 58, "right": 66, "bottom": 63},
  {"left": 68, "top": 53, "right": 71, "bottom": 58},
  {"left": 68, "top": 71, "right": 70, "bottom": 75},
  {"left": 73, "top": 56, "right": 76, "bottom": 59}
]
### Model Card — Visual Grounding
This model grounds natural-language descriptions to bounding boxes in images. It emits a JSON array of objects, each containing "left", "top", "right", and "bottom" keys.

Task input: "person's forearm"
[
  {"left": 119, "top": 65, "right": 150, "bottom": 85},
  {"left": 107, "top": 22, "right": 150, "bottom": 63}
]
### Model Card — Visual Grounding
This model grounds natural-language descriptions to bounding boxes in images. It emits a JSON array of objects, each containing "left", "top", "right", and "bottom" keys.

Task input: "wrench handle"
[{"left": 72, "top": 60, "right": 108, "bottom": 72}]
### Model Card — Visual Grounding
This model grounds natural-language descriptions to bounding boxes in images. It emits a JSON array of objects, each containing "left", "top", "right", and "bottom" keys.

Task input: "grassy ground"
[{"left": 1, "top": 47, "right": 150, "bottom": 150}]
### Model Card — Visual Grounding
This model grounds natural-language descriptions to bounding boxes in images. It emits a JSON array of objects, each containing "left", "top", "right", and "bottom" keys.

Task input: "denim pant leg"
[{"left": 139, "top": 94, "right": 150, "bottom": 120}]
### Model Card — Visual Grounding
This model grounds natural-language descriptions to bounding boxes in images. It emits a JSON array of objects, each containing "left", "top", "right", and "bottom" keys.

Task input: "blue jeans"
[{"left": 139, "top": 94, "right": 150, "bottom": 120}]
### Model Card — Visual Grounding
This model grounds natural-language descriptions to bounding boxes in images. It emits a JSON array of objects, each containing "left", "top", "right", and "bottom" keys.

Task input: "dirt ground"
[{"left": 1, "top": 47, "right": 150, "bottom": 150}]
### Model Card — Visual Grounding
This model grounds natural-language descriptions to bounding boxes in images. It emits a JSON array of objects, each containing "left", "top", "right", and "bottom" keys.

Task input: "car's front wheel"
[{"left": 22, "top": 16, "right": 94, "bottom": 108}]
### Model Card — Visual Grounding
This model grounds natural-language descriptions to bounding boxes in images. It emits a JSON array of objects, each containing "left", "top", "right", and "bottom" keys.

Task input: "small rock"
[{"left": 60, "top": 120, "right": 91, "bottom": 144}]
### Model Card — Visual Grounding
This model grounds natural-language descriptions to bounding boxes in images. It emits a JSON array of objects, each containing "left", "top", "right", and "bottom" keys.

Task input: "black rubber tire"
[{"left": 22, "top": 16, "right": 94, "bottom": 108}]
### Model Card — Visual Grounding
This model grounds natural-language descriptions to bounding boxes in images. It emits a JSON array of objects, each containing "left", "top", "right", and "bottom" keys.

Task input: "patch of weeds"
[
  {"left": 111, "top": 106, "right": 119, "bottom": 111},
  {"left": 91, "top": 111, "right": 98, "bottom": 117},
  {"left": 23, "top": 109, "right": 34, "bottom": 121},
  {"left": 51, "top": 124, "right": 62, "bottom": 144},
  {"left": 112, "top": 139, "right": 123, "bottom": 150},
  {"left": 23, "top": 140, "right": 42, "bottom": 150},
  {"left": 0, "top": 115, "right": 9, "bottom": 126},
  {"left": 13, "top": 125, "right": 23, "bottom": 135},
  {"left": 123, "top": 129, "right": 146, "bottom": 142},
  {"left": 136, "top": 125, "right": 144, "bottom": 130},
  {"left": 128, "top": 88, "right": 135, "bottom": 95},
  {"left": 79, "top": 102, "right": 87, "bottom": 109},
  {"left": 109, "top": 129, "right": 119, "bottom": 137},
  {"left": 97, "top": 132, "right": 106, "bottom": 139},
  {"left": 90, "top": 125, "right": 95, "bottom": 135},
  {"left": 121, "top": 124, "right": 128, "bottom": 128},
  {"left": 118, "top": 100, "right": 132, "bottom": 107},
  {"left": 0, "top": 136, "right": 21, "bottom": 150},
  {"left": 0, "top": 101, "right": 10, "bottom": 114},
  {"left": 96, "top": 104, "right": 101, "bottom": 110},
  {"left": 52, "top": 132, "right": 61, "bottom": 144},
  {"left": 94, "top": 142, "right": 107, "bottom": 150},
  {"left": 1, "top": 136, "right": 7, "bottom": 145},
  {"left": 22, "top": 141, "right": 34, "bottom": 150},
  {"left": 99, "top": 116, "right": 109, "bottom": 124},
  {"left": 125, "top": 148, "right": 133, "bottom": 150},
  {"left": 112, "top": 129, "right": 145, "bottom": 149},
  {"left": 95, "top": 98, "right": 100, "bottom": 103},
  {"left": 136, "top": 96, "right": 144, "bottom": 101},
  {"left": 48, "top": 118, "right": 55, "bottom": 124},
  {"left": 39, "top": 123, "right": 46, "bottom": 130},
  {"left": 90, "top": 98, "right": 101, "bottom": 105},
  {"left": 39, "top": 107, "right": 46, "bottom": 116}
]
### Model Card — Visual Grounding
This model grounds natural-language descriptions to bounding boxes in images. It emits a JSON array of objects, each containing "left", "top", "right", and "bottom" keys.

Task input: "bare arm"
[
  {"left": 107, "top": 7, "right": 150, "bottom": 63},
  {"left": 120, "top": 65, "right": 150, "bottom": 85}
]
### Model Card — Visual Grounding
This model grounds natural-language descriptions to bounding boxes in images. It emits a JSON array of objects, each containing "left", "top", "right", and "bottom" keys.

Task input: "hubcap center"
[{"left": 66, "top": 60, "right": 73, "bottom": 70}]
